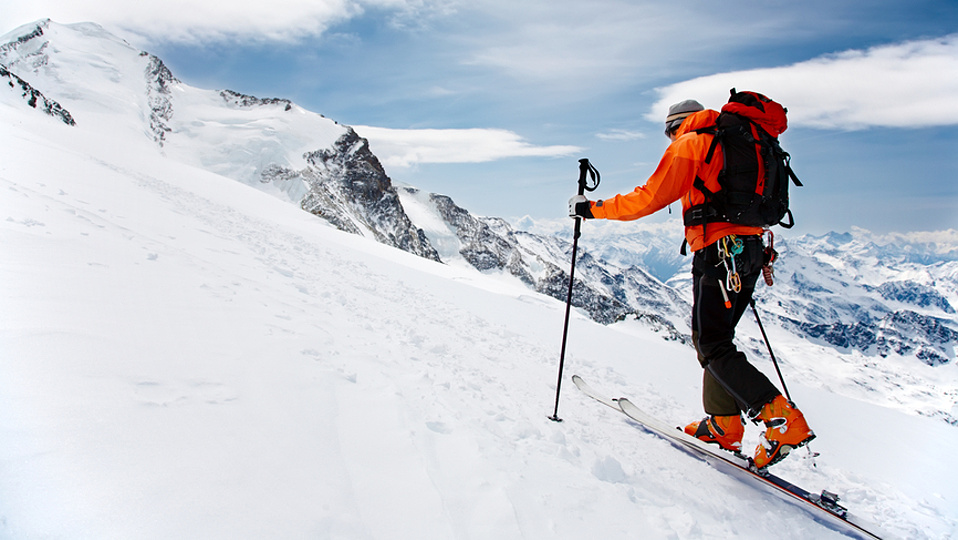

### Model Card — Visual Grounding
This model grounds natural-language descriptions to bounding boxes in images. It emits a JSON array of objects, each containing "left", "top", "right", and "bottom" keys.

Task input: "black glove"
[{"left": 568, "top": 195, "right": 594, "bottom": 219}]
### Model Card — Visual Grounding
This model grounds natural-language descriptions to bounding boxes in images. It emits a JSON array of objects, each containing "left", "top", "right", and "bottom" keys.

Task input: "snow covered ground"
[{"left": 2, "top": 94, "right": 958, "bottom": 540}]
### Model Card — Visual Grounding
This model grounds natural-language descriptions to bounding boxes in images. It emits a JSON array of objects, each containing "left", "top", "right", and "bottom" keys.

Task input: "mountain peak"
[{"left": 0, "top": 18, "right": 49, "bottom": 47}]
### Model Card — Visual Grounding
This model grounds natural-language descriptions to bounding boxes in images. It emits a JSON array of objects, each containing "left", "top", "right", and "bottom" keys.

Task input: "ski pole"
[
  {"left": 549, "top": 158, "right": 599, "bottom": 422},
  {"left": 749, "top": 298, "right": 817, "bottom": 458},
  {"left": 749, "top": 298, "right": 792, "bottom": 402}
]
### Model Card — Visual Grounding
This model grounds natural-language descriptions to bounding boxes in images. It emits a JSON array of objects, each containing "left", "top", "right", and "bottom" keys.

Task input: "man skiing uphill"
[{"left": 569, "top": 92, "right": 814, "bottom": 469}]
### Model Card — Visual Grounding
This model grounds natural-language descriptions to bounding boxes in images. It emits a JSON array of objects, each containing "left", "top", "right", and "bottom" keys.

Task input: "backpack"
[{"left": 684, "top": 89, "right": 802, "bottom": 232}]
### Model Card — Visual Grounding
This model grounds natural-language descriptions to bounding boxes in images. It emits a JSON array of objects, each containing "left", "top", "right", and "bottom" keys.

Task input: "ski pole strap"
[{"left": 577, "top": 158, "right": 600, "bottom": 195}]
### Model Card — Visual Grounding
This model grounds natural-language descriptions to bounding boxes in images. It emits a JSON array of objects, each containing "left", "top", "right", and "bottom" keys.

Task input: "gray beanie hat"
[{"left": 664, "top": 99, "right": 704, "bottom": 134}]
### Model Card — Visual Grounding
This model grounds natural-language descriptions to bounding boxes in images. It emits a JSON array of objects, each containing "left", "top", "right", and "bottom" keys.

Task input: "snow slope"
[
  {"left": 0, "top": 19, "right": 349, "bottom": 204},
  {"left": 7, "top": 19, "right": 955, "bottom": 431},
  {"left": 2, "top": 81, "right": 958, "bottom": 540}
]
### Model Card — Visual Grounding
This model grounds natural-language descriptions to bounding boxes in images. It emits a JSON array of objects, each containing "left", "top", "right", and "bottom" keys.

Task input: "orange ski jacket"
[{"left": 589, "top": 109, "right": 763, "bottom": 252}]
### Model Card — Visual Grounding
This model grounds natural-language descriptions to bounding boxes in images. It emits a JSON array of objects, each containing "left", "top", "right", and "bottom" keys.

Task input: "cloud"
[
  {"left": 353, "top": 126, "right": 581, "bottom": 168},
  {"left": 458, "top": 1, "right": 677, "bottom": 86},
  {"left": 0, "top": 0, "right": 445, "bottom": 44},
  {"left": 454, "top": 1, "right": 880, "bottom": 92},
  {"left": 851, "top": 226, "right": 958, "bottom": 252},
  {"left": 595, "top": 129, "right": 646, "bottom": 142},
  {"left": 649, "top": 34, "right": 958, "bottom": 130}
]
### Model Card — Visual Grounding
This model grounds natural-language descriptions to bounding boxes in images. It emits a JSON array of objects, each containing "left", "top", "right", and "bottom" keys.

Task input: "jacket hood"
[{"left": 675, "top": 109, "right": 720, "bottom": 137}]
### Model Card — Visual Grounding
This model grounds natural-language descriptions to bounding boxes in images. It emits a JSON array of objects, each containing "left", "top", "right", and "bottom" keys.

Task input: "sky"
[{"left": 2, "top": 0, "right": 958, "bottom": 236}]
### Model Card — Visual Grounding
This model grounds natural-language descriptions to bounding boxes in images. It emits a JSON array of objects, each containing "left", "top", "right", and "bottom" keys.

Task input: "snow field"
[{"left": 2, "top": 101, "right": 956, "bottom": 539}]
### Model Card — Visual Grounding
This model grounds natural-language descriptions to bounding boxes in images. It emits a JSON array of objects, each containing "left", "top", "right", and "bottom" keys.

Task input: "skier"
[{"left": 569, "top": 98, "right": 815, "bottom": 469}]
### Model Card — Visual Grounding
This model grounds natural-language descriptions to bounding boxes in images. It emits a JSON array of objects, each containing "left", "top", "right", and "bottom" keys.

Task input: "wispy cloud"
[
  {"left": 649, "top": 34, "right": 958, "bottom": 130},
  {"left": 1, "top": 0, "right": 449, "bottom": 44},
  {"left": 353, "top": 126, "right": 581, "bottom": 168},
  {"left": 595, "top": 129, "right": 646, "bottom": 142},
  {"left": 457, "top": 1, "right": 684, "bottom": 89},
  {"left": 451, "top": 1, "right": 887, "bottom": 93}
]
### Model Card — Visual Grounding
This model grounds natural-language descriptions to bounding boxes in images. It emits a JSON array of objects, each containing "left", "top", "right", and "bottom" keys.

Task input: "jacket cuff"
[{"left": 590, "top": 200, "right": 606, "bottom": 219}]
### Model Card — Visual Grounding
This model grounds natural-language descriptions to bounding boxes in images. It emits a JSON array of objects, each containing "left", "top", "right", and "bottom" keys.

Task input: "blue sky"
[{"left": 3, "top": 0, "right": 958, "bottom": 235}]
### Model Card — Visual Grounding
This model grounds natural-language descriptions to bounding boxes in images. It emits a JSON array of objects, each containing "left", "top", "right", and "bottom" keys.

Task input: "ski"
[{"left": 572, "top": 375, "right": 892, "bottom": 540}]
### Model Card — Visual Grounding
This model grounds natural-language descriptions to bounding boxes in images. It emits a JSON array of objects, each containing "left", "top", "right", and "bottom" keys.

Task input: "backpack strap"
[
  {"left": 681, "top": 126, "right": 721, "bottom": 254},
  {"left": 693, "top": 125, "right": 721, "bottom": 166},
  {"left": 785, "top": 154, "right": 802, "bottom": 187},
  {"left": 780, "top": 209, "right": 795, "bottom": 229},
  {"left": 704, "top": 132, "right": 721, "bottom": 165}
]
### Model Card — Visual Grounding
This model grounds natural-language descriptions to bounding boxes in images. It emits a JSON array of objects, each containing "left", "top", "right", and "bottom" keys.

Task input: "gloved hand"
[{"left": 568, "top": 194, "right": 594, "bottom": 219}]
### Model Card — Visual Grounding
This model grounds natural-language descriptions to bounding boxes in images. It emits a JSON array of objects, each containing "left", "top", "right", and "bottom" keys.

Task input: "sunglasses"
[{"left": 664, "top": 118, "right": 683, "bottom": 138}]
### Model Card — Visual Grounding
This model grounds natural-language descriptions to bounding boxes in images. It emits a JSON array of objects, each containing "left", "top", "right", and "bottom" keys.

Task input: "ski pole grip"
[
  {"left": 577, "top": 158, "right": 600, "bottom": 195},
  {"left": 577, "top": 159, "right": 590, "bottom": 196}
]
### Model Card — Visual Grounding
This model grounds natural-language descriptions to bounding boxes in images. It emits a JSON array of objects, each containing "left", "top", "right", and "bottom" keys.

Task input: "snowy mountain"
[
  {"left": 4, "top": 18, "right": 956, "bottom": 424},
  {"left": 2, "top": 19, "right": 958, "bottom": 538},
  {"left": 4, "top": 18, "right": 956, "bottom": 421},
  {"left": 11, "top": 77, "right": 956, "bottom": 540},
  {"left": 397, "top": 188, "right": 690, "bottom": 332},
  {"left": 761, "top": 232, "right": 958, "bottom": 365},
  {"left": 0, "top": 18, "right": 687, "bottom": 334},
  {"left": 0, "top": 19, "right": 436, "bottom": 262}
]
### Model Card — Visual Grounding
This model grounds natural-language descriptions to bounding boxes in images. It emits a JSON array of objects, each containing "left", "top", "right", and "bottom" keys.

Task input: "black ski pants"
[{"left": 691, "top": 234, "right": 779, "bottom": 417}]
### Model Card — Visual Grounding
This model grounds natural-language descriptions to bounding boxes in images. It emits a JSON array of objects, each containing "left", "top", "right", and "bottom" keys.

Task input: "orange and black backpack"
[{"left": 684, "top": 89, "right": 802, "bottom": 231}]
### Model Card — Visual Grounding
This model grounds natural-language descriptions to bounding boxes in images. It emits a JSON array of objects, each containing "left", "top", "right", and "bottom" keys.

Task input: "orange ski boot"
[
  {"left": 684, "top": 414, "right": 745, "bottom": 453},
  {"left": 752, "top": 395, "right": 816, "bottom": 469}
]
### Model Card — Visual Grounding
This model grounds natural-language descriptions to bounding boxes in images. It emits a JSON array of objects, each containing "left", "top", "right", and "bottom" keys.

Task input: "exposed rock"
[
  {"left": 220, "top": 89, "right": 293, "bottom": 111},
  {"left": 0, "top": 63, "right": 75, "bottom": 125},
  {"left": 301, "top": 128, "right": 440, "bottom": 262},
  {"left": 143, "top": 53, "right": 176, "bottom": 145}
]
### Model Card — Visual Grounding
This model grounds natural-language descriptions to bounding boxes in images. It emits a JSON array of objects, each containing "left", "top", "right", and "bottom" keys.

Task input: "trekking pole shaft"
[
  {"left": 549, "top": 159, "right": 595, "bottom": 422},
  {"left": 749, "top": 298, "right": 791, "bottom": 401},
  {"left": 549, "top": 221, "right": 581, "bottom": 422}
]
